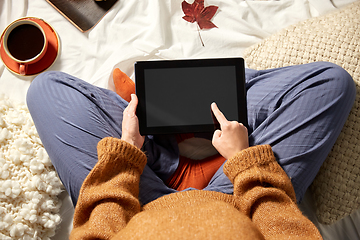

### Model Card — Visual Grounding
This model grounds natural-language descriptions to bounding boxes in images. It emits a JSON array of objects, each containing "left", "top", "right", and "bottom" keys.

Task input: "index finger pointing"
[{"left": 211, "top": 102, "right": 228, "bottom": 124}]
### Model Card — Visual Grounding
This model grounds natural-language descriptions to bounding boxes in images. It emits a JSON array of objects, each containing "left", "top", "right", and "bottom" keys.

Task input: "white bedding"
[{"left": 0, "top": 0, "right": 359, "bottom": 239}]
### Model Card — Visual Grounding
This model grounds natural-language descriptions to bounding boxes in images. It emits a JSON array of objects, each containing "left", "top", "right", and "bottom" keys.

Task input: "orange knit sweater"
[{"left": 70, "top": 137, "right": 322, "bottom": 240}]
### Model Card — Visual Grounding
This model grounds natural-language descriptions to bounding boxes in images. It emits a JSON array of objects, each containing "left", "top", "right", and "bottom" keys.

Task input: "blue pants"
[{"left": 26, "top": 62, "right": 356, "bottom": 206}]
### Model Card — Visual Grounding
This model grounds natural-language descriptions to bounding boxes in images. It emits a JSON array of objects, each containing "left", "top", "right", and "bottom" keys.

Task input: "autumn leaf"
[{"left": 182, "top": 0, "right": 219, "bottom": 46}]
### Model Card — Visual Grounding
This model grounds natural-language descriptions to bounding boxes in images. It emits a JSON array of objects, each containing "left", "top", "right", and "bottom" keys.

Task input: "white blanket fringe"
[{"left": 0, "top": 94, "right": 63, "bottom": 240}]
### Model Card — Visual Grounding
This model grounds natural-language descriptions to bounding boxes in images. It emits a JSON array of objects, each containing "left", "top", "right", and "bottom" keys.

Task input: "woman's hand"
[
  {"left": 121, "top": 94, "right": 145, "bottom": 149},
  {"left": 211, "top": 102, "right": 249, "bottom": 159}
]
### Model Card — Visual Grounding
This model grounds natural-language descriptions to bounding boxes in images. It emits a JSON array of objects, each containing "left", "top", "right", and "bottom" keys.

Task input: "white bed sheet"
[
  {"left": 1, "top": 0, "right": 352, "bottom": 104},
  {"left": 0, "top": 0, "right": 358, "bottom": 239}
]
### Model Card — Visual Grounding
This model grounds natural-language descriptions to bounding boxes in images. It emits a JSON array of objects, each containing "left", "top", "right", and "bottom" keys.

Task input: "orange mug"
[{"left": 2, "top": 19, "right": 48, "bottom": 75}]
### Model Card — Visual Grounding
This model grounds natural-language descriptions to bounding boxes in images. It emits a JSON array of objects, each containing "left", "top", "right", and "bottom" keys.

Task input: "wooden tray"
[{"left": 46, "top": 0, "right": 118, "bottom": 32}]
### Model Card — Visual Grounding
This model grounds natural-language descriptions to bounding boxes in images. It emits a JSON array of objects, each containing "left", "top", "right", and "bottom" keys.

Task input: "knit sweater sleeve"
[
  {"left": 70, "top": 137, "right": 147, "bottom": 240},
  {"left": 224, "top": 145, "right": 322, "bottom": 240}
]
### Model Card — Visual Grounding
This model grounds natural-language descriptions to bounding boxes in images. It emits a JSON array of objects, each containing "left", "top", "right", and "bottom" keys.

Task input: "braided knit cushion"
[{"left": 243, "top": 1, "right": 360, "bottom": 225}]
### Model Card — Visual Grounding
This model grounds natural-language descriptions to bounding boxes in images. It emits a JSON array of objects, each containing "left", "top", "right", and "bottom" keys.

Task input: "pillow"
[{"left": 243, "top": 1, "right": 360, "bottom": 225}]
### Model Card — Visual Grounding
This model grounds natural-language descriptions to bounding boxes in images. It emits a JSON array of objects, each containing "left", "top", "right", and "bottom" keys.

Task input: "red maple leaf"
[{"left": 182, "top": 0, "right": 218, "bottom": 46}]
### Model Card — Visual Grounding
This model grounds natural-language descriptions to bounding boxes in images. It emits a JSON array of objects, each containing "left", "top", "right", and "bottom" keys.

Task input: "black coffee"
[{"left": 7, "top": 24, "right": 45, "bottom": 61}]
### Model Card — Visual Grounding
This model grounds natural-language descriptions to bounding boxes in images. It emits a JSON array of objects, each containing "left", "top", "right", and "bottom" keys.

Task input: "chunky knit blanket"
[
  {"left": 0, "top": 94, "right": 63, "bottom": 240},
  {"left": 244, "top": 1, "right": 360, "bottom": 224}
]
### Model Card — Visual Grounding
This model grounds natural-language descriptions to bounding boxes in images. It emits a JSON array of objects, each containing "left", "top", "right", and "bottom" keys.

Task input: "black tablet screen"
[{"left": 135, "top": 58, "right": 246, "bottom": 135}]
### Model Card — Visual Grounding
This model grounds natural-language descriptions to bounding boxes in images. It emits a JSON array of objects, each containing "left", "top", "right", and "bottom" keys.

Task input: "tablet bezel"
[{"left": 135, "top": 58, "right": 247, "bottom": 135}]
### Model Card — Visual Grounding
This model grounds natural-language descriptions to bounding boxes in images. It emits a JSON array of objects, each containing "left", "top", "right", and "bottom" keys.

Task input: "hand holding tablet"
[{"left": 121, "top": 94, "right": 145, "bottom": 149}]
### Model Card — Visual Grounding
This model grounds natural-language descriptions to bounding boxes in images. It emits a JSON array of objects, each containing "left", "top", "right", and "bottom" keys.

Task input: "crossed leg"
[{"left": 204, "top": 62, "right": 355, "bottom": 202}]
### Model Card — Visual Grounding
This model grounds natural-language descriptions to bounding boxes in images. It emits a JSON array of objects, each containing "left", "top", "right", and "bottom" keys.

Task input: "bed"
[{"left": 0, "top": 0, "right": 359, "bottom": 239}]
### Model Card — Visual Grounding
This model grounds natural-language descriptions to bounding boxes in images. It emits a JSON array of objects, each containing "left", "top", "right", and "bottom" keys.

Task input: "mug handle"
[{"left": 19, "top": 64, "right": 27, "bottom": 75}]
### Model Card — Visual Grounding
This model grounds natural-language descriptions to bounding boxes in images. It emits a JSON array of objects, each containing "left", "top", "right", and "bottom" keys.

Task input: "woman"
[{"left": 27, "top": 62, "right": 355, "bottom": 239}]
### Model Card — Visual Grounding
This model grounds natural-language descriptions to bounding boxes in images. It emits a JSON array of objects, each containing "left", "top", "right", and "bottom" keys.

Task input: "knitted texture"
[
  {"left": 243, "top": 1, "right": 360, "bottom": 224},
  {"left": 71, "top": 140, "right": 322, "bottom": 239},
  {"left": 0, "top": 94, "right": 63, "bottom": 239}
]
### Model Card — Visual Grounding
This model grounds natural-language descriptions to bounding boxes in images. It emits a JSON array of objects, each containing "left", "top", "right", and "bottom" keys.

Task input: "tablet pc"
[{"left": 135, "top": 58, "right": 247, "bottom": 135}]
